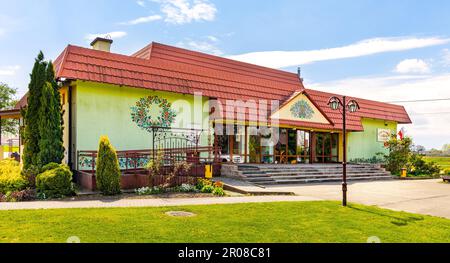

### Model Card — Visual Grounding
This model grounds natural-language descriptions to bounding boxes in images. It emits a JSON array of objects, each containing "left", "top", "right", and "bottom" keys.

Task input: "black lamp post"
[{"left": 327, "top": 96, "right": 360, "bottom": 206}]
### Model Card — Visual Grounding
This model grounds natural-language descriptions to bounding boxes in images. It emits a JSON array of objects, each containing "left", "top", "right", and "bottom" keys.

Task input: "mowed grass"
[
  {"left": 0, "top": 201, "right": 449, "bottom": 243},
  {"left": 424, "top": 156, "right": 450, "bottom": 169}
]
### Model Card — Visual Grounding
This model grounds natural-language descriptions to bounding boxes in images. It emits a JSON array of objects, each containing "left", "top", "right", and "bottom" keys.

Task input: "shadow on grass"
[{"left": 348, "top": 204, "right": 424, "bottom": 226}]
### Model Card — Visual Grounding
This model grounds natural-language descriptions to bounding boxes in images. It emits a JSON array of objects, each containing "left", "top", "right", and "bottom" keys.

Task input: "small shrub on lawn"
[
  {"left": 36, "top": 165, "right": 73, "bottom": 198},
  {"left": 96, "top": 136, "right": 121, "bottom": 195},
  {"left": 0, "top": 159, "right": 28, "bottom": 194},
  {"left": 212, "top": 187, "right": 225, "bottom": 196}
]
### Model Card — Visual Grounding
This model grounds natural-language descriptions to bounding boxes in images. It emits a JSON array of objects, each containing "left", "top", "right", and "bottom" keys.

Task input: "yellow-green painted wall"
[
  {"left": 74, "top": 81, "right": 210, "bottom": 152},
  {"left": 347, "top": 118, "right": 397, "bottom": 161}
]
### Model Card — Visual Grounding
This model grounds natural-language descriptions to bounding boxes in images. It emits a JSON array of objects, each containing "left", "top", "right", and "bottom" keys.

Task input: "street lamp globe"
[
  {"left": 347, "top": 100, "right": 360, "bottom": 113},
  {"left": 328, "top": 97, "right": 341, "bottom": 110}
]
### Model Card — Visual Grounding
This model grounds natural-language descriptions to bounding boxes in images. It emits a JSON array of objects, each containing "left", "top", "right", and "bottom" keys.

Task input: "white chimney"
[{"left": 90, "top": 37, "right": 113, "bottom": 52}]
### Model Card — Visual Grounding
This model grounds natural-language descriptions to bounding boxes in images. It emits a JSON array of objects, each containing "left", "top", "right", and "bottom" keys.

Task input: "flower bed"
[{"left": 135, "top": 179, "right": 225, "bottom": 197}]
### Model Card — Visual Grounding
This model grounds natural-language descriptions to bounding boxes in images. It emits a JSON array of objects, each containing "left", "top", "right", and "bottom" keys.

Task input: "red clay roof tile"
[{"left": 51, "top": 42, "right": 411, "bottom": 131}]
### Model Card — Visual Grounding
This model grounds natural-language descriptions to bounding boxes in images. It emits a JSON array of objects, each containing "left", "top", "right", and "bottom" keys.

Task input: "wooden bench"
[{"left": 443, "top": 176, "right": 450, "bottom": 183}]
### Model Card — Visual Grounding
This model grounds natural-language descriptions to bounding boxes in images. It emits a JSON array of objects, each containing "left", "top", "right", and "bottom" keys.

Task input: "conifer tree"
[
  {"left": 37, "top": 82, "right": 63, "bottom": 166},
  {"left": 23, "top": 51, "right": 46, "bottom": 169},
  {"left": 43, "top": 61, "right": 64, "bottom": 164},
  {"left": 96, "top": 136, "right": 121, "bottom": 195}
]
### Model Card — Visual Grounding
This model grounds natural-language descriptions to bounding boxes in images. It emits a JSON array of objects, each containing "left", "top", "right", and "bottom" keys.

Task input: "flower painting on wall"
[{"left": 290, "top": 100, "right": 314, "bottom": 119}]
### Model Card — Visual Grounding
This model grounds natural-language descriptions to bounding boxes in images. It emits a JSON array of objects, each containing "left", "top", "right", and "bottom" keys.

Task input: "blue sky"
[{"left": 1, "top": 0, "right": 450, "bottom": 149}]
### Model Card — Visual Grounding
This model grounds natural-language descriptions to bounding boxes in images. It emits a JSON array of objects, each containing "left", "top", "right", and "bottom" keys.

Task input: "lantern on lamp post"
[{"left": 327, "top": 96, "right": 360, "bottom": 206}]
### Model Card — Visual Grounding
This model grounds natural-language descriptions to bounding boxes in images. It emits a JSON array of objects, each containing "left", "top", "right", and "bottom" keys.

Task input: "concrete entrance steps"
[{"left": 222, "top": 163, "right": 392, "bottom": 185}]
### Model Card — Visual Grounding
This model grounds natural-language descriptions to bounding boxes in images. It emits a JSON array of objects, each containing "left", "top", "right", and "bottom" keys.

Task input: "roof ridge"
[{"left": 150, "top": 42, "right": 300, "bottom": 79}]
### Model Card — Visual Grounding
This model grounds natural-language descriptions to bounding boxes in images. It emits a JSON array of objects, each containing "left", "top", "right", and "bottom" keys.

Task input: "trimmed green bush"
[
  {"left": 0, "top": 159, "right": 28, "bottom": 194},
  {"left": 41, "top": 162, "right": 60, "bottom": 173},
  {"left": 36, "top": 165, "right": 73, "bottom": 198},
  {"left": 96, "top": 136, "right": 121, "bottom": 195}
]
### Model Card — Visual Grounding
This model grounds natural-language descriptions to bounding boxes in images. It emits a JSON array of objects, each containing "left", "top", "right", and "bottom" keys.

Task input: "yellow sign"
[{"left": 205, "top": 164, "right": 213, "bottom": 179}]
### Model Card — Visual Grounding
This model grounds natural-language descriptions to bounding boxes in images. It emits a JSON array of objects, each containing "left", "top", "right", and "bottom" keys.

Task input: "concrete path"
[
  {"left": 220, "top": 177, "right": 295, "bottom": 195},
  {"left": 0, "top": 195, "right": 320, "bottom": 211},
  {"left": 264, "top": 179, "right": 450, "bottom": 219}
]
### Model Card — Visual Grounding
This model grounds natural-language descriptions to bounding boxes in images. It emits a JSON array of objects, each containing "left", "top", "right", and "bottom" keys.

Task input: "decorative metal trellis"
[{"left": 77, "top": 126, "right": 220, "bottom": 174}]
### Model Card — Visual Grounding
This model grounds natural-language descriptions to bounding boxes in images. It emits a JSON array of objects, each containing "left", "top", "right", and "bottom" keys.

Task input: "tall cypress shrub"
[
  {"left": 96, "top": 136, "right": 121, "bottom": 195},
  {"left": 23, "top": 52, "right": 65, "bottom": 169},
  {"left": 42, "top": 61, "right": 64, "bottom": 164},
  {"left": 37, "top": 82, "right": 63, "bottom": 166},
  {"left": 23, "top": 52, "right": 46, "bottom": 169}
]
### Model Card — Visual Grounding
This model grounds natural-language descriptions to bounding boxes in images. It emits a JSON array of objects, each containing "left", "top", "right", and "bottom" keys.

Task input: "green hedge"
[
  {"left": 36, "top": 164, "right": 73, "bottom": 198},
  {"left": 0, "top": 159, "right": 28, "bottom": 194}
]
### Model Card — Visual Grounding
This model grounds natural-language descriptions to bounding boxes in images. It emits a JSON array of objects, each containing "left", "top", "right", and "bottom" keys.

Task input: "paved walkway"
[
  {"left": 0, "top": 195, "right": 320, "bottom": 211},
  {"left": 264, "top": 179, "right": 450, "bottom": 219}
]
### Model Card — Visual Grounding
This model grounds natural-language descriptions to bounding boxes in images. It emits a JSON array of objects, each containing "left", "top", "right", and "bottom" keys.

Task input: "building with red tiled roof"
[{"left": 8, "top": 37, "right": 411, "bottom": 173}]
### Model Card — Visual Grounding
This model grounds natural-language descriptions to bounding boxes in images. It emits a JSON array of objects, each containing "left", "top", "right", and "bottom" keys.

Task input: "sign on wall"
[{"left": 377, "top": 128, "right": 391, "bottom": 142}]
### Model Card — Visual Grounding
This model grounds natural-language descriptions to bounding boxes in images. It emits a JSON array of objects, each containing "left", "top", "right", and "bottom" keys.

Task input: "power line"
[
  {"left": 386, "top": 98, "right": 450, "bottom": 103},
  {"left": 411, "top": 111, "right": 450, "bottom": 115}
]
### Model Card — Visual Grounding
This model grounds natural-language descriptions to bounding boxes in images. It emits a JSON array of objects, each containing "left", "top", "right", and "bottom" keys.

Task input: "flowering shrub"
[
  {"left": 135, "top": 186, "right": 164, "bottom": 195},
  {"left": 213, "top": 181, "right": 224, "bottom": 188},
  {"left": 196, "top": 178, "right": 212, "bottom": 190},
  {"left": 179, "top": 184, "right": 197, "bottom": 192}
]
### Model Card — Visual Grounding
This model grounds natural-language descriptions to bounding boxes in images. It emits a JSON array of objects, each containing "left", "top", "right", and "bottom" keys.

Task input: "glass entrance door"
[
  {"left": 274, "top": 129, "right": 311, "bottom": 164},
  {"left": 314, "top": 132, "right": 339, "bottom": 163}
]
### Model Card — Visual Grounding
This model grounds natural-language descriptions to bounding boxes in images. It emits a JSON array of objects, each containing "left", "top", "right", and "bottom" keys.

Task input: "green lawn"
[
  {"left": 0, "top": 201, "right": 449, "bottom": 243},
  {"left": 424, "top": 156, "right": 450, "bottom": 169}
]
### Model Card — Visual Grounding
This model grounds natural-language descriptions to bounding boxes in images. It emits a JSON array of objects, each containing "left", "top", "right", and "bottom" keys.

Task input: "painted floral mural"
[
  {"left": 290, "top": 99, "right": 315, "bottom": 119},
  {"left": 130, "top": 95, "right": 177, "bottom": 131}
]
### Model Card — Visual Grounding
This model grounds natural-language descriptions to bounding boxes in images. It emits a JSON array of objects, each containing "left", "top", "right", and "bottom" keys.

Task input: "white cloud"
[
  {"left": 394, "top": 59, "right": 431, "bottom": 74},
  {"left": 155, "top": 0, "right": 217, "bottom": 25},
  {"left": 176, "top": 38, "right": 223, "bottom": 55},
  {"left": 207, "top": 35, "right": 218, "bottom": 42},
  {"left": 119, "top": 15, "right": 162, "bottom": 25},
  {"left": 307, "top": 73, "right": 450, "bottom": 149},
  {"left": 0, "top": 28, "right": 5, "bottom": 38},
  {"left": 137, "top": 0, "right": 146, "bottom": 7},
  {"left": 228, "top": 36, "right": 450, "bottom": 69},
  {"left": 85, "top": 31, "right": 127, "bottom": 41},
  {"left": 442, "top": 48, "right": 450, "bottom": 67},
  {"left": 0, "top": 65, "right": 20, "bottom": 76}
]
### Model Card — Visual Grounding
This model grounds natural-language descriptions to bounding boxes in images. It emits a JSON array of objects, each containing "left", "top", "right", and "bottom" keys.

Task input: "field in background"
[
  {"left": 1, "top": 146, "right": 19, "bottom": 153},
  {"left": 424, "top": 156, "right": 450, "bottom": 169}
]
